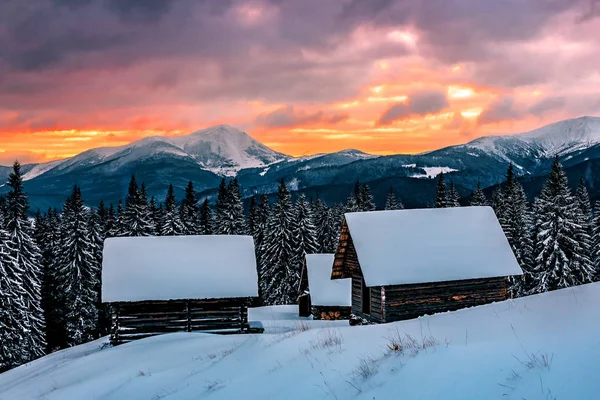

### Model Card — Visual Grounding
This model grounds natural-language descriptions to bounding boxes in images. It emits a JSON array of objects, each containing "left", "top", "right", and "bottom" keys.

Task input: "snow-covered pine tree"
[
  {"left": 214, "top": 178, "right": 228, "bottom": 231},
  {"left": 290, "top": 194, "right": 319, "bottom": 290},
  {"left": 593, "top": 200, "right": 600, "bottom": 278},
  {"left": 260, "top": 180, "right": 296, "bottom": 305},
  {"left": 345, "top": 182, "right": 362, "bottom": 213},
  {"left": 39, "top": 208, "right": 66, "bottom": 351},
  {"left": 4, "top": 161, "right": 46, "bottom": 360},
  {"left": 530, "top": 158, "right": 594, "bottom": 294},
  {"left": 180, "top": 181, "right": 199, "bottom": 235},
  {"left": 469, "top": 181, "right": 488, "bottom": 206},
  {"left": 434, "top": 172, "right": 448, "bottom": 208},
  {"left": 493, "top": 165, "right": 534, "bottom": 296},
  {"left": 199, "top": 199, "right": 213, "bottom": 234},
  {"left": 114, "top": 200, "right": 125, "bottom": 237},
  {"left": 384, "top": 187, "right": 404, "bottom": 210},
  {"left": 122, "top": 176, "right": 153, "bottom": 236},
  {"left": 247, "top": 196, "right": 259, "bottom": 238},
  {"left": 56, "top": 186, "right": 98, "bottom": 346},
  {"left": 360, "top": 184, "right": 376, "bottom": 211},
  {"left": 104, "top": 204, "right": 116, "bottom": 238},
  {"left": 148, "top": 196, "right": 160, "bottom": 233},
  {"left": 88, "top": 206, "right": 108, "bottom": 337},
  {"left": 0, "top": 227, "right": 26, "bottom": 371},
  {"left": 138, "top": 183, "right": 155, "bottom": 236},
  {"left": 249, "top": 195, "right": 270, "bottom": 303},
  {"left": 97, "top": 201, "right": 108, "bottom": 238},
  {"left": 160, "top": 184, "right": 184, "bottom": 236},
  {"left": 220, "top": 179, "right": 246, "bottom": 235},
  {"left": 575, "top": 177, "right": 594, "bottom": 265},
  {"left": 447, "top": 181, "right": 461, "bottom": 207}
]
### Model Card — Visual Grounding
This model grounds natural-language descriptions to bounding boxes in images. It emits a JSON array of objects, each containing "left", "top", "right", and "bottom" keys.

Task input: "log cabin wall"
[
  {"left": 381, "top": 277, "right": 508, "bottom": 323},
  {"left": 110, "top": 298, "right": 251, "bottom": 345}
]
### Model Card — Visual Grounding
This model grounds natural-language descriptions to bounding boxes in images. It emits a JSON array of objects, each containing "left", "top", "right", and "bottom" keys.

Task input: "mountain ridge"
[{"left": 3, "top": 116, "right": 600, "bottom": 211}]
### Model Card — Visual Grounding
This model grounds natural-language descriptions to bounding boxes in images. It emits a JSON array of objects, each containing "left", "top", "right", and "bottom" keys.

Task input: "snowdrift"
[{"left": 1, "top": 284, "right": 599, "bottom": 399}]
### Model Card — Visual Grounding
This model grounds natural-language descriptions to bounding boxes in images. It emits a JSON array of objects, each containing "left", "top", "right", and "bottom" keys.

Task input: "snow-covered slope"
[
  {"left": 461, "top": 116, "right": 600, "bottom": 167},
  {"left": 1, "top": 283, "right": 599, "bottom": 399},
  {"left": 25, "top": 125, "right": 289, "bottom": 178}
]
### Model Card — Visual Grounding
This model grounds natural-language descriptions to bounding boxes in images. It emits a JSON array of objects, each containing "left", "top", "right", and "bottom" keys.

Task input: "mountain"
[{"left": 2, "top": 116, "right": 600, "bottom": 212}]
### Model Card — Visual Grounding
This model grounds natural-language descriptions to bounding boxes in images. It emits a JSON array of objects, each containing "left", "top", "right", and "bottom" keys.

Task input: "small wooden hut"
[
  {"left": 298, "top": 254, "right": 351, "bottom": 320},
  {"left": 331, "top": 206, "right": 523, "bottom": 323},
  {"left": 102, "top": 235, "right": 259, "bottom": 345}
]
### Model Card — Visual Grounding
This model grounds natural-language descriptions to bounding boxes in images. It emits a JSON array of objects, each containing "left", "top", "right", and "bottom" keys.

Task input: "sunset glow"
[{"left": 1, "top": 1, "right": 599, "bottom": 164}]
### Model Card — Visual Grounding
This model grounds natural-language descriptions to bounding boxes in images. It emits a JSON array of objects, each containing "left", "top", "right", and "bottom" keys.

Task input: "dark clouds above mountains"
[{"left": 1, "top": 0, "right": 599, "bottom": 161}]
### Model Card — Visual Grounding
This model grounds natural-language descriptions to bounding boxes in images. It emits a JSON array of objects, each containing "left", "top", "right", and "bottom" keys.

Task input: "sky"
[{"left": 1, "top": 0, "right": 600, "bottom": 165}]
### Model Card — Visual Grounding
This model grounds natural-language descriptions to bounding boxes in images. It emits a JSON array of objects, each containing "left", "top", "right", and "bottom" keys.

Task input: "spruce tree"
[
  {"left": 115, "top": 200, "right": 125, "bottom": 237},
  {"left": 56, "top": 186, "right": 99, "bottom": 346},
  {"left": 384, "top": 187, "right": 404, "bottom": 210},
  {"left": 4, "top": 161, "right": 46, "bottom": 360},
  {"left": 180, "top": 181, "right": 199, "bottom": 235},
  {"left": 360, "top": 184, "right": 376, "bottom": 211},
  {"left": 576, "top": 177, "right": 594, "bottom": 264},
  {"left": 447, "top": 181, "right": 461, "bottom": 207},
  {"left": 160, "top": 184, "right": 184, "bottom": 236},
  {"left": 214, "top": 178, "right": 228, "bottom": 230},
  {"left": 138, "top": 183, "right": 155, "bottom": 235},
  {"left": 492, "top": 165, "right": 534, "bottom": 296},
  {"left": 247, "top": 196, "right": 259, "bottom": 238},
  {"left": 250, "top": 195, "right": 270, "bottom": 303},
  {"left": 88, "top": 207, "right": 106, "bottom": 337},
  {"left": 260, "top": 180, "right": 295, "bottom": 305},
  {"left": 105, "top": 204, "right": 117, "bottom": 238},
  {"left": 122, "top": 176, "right": 153, "bottom": 236},
  {"left": 530, "top": 158, "right": 594, "bottom": 293},
  {"left": 290, "top": 194, "right": 319, "bottom": 289},
  {"left": 434, "top": 172, "right": 448, "bottom": 208},
  {"left": 593, "top": 201, "right": 600, "bottom": 278},
  {"left": 216, "top": 179, "right": 246, "bottom": 235},
  {"left": 469, "top": 181, "right": 488, "bottom": 206},
  {"left": 39, "top": 208, "right": 65, "bottom": 351},
  {"left": 148, "top": 196, "right": 160, "bottom": 232},
  {"left": 0, "top": 226, "right": 27, "bottom": 370},
  {"left": 199, "top": 199, "right": 214, "bottom": 234}
]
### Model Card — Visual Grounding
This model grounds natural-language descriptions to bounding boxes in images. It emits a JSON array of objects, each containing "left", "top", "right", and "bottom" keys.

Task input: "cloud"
[
  {"left": 376, "top": 89, "right": 448, "bottom": 125},
  {"left": 0, "top": 150, "right": 45, "bottom": 166},
  {"left": 528, "top": 96, "right": 567, "bottom": 116},
  {"left": 477, "top": 96, "right": 521, "bottom": 125},
  {"left": 255, "top": 105, "right": 348, "bottom": 128}
]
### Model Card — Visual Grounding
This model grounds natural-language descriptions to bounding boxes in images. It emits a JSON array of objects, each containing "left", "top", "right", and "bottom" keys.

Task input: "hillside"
[{"left": 1, "top": 283, "right": 598, "bottom": 399}]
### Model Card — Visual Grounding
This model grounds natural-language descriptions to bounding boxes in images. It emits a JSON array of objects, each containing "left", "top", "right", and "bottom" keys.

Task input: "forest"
[{"left": 0, "top": 157, "right": 596, "bottom": 371}]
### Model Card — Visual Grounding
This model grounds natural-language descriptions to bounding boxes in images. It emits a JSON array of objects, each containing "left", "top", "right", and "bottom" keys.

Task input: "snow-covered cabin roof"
[
  {"left": 102, "top": 235, "right": 258, "bottom": 302},
  {"left": 306, "top": 254, "right": 351, "bottom": 307},
  {"left": 340, "top": 206, "right": 523, "bottom": 287}
]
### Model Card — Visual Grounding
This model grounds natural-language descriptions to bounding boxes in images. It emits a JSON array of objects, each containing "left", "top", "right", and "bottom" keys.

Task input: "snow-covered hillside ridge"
[
  {"left": 22, "top": 125, "right": 289, "bottom": 178},
  {"left": 2, "top": 283, "right": 599, "bottom": 400},
  {"left": 462, "top": 116, "right": 600, "bottom": 163}
]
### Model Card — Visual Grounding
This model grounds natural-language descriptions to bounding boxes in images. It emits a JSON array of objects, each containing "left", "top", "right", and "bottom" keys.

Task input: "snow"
[
  {"left": 411, "top": 166, "right": 458, "bottom": 178},
  {"left": 258, "top": 167, "right": 270, "bottom": 176},
  {"left": 2, "top": 283, "right": 600, "bottom": 399},
  {"left": 305, "top": 254, "right": 351, "bottom": 307},
  {"left": 102, "top": 235, "right": 258, "bottom": 302},
  {"left": 402, "top": 163, "right": 417, "bottom": 168},
  {"left": 344, "top": 207, "right": 523, "bottom": 287},
  {"left": 21, "top": 159, "right": 63, "bottom": 181}
]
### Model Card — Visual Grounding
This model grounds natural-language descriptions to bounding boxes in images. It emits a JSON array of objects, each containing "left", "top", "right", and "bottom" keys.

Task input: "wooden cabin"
[
  {"left": 331, "top": 206, "right": 523, "bottom": 323},
  {"left": 102, "top": 235, "right": 259, "bottom": 345},
  {"left": 298, "top": 254, "right": 352, "bottom": 320}
]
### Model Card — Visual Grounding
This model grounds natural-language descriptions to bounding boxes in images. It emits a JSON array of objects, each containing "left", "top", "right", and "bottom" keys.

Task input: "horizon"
[
  {"left": 1, "top": 114, "right": 598, "bottom": 167},
  {"left": 2, "top": 1, "right": 600, "bottom": 165}
]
